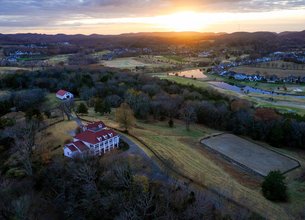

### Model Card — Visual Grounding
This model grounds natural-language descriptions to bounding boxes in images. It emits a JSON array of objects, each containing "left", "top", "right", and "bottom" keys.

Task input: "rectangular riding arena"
[{"left": 201, "top": 134, "right": 300, "bottom": 176}]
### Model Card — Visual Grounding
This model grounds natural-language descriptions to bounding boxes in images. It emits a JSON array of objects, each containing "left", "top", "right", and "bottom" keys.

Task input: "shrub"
[
  {"left": 0, "top": 118, "right": 15, "bottom": 129},
  {"left": 262, "top": 170, "right": 287, "bottom": 201},
  {"left": 77, "top": 103, "right": 88, "bottom": 114},
  {"left": 44, "top": 110, "right": 51, "bottom": 118},
  {"left": 168, "top": 119, "right": 174, "bottom": 128},
  {"left": 119, "top": 140, "right": 130, "bottom": 151}
]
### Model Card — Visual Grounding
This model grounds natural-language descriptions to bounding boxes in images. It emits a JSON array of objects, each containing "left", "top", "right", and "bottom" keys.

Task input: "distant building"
[
  {"left": 56, "top": 89, "right": 74, "bottom": 100},
  {"left": 64, "top": 121, "right": 120, "bottom": 158}
]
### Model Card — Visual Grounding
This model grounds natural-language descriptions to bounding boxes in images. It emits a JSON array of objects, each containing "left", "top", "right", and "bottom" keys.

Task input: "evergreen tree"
[{"left": 262, "top": 170, "right": 287, "bottom": 201}]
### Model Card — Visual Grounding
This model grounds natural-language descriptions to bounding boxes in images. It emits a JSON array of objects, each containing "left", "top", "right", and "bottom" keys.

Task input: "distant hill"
[
  {"left": 0, "top": 31, "right": 304, "bottom": 50},
  {"left": 215, "top": 31, "right": 305, "bottom": 50}
]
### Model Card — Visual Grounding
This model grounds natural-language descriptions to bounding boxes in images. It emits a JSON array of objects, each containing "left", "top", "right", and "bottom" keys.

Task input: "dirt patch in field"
[
  {"left": 180, "top": 137, "right": 261, "bottom": 188},
  {"left": 201, "top": 134, "right": 300, "bottom": 176}
]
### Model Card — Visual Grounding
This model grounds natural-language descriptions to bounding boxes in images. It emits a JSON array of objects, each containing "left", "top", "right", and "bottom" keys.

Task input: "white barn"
[
  {"left": 56, "top": 89, "right": 74, "bottom": 100},
  {"left": 64, "top": 121, "right": 120, "bottom": 158}
]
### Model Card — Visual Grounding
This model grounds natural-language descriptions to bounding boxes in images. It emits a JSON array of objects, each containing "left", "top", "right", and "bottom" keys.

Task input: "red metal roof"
[
  {"left": 56, "top": 89, "right": 68, "bottom": 96},
  {"left": 85, "top": 121, "right": 106, "bottom": 130},
  {"left": 74, "top": 129, "right": 118, "bottom": 144},
  {"left": 73, "top": 141, "right": 89, "bottom": 152},
  {"left": 66, "top": 144, "right": 78, "bottom": 152}
]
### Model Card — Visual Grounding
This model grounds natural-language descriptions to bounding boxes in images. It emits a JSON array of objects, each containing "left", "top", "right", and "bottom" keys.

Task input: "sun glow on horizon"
[
  {"left": 154, "top": 11, "right": 208, "bottom": 32},
  {"left": 57, "top": 9, "right": 305, "bottom": 34}
]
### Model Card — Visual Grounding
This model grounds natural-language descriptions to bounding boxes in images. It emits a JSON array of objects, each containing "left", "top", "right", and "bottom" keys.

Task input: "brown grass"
[{"left": 231, "top": 65, "right": 305, "bottom": 77}]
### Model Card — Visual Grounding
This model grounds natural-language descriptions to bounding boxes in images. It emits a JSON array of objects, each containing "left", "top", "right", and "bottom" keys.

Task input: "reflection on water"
[
  {"left": 209, "top": 81, "right": 305, "bottom": 99},
  {"left": 168, "top": 69, "right": 207, "bottom": 79}
]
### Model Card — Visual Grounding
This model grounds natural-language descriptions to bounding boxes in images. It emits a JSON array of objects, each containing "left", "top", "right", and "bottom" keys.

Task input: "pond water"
[
  {"left": 209, "top": 81, "right": 305, "bottom": 99},
  {"left": 168, "top": 69, "right": 207, "bottom": 79}
]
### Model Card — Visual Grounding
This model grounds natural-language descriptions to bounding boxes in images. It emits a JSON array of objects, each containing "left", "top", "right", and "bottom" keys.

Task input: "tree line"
[{"left": 1, "top": 67, "right": 305, "bottom": 149}]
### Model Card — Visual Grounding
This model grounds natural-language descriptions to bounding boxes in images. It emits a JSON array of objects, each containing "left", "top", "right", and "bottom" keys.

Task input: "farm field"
[
  {"left": 168, "top": 69, "right": 207, "bottom": 79},
  {"left": 46, "top": 54, "right": 70, "bottom": 65},
  {"left": 231, "top": 64, "right": 305, "bottom": 77},
  {"left": 137, "top": 55, "right": 188, "bottom": 65},
  {"left": 101, "top": 57, "right": 162, "bottom": 69},
  {"left": 202, "top": 134, "right": 300, "bottom": 176},
  {"left": 255, "top": 61, "right": 305, "bottom": 70},
  {"left": 0, "top": 66, "right": 33, "bottom": 74}
]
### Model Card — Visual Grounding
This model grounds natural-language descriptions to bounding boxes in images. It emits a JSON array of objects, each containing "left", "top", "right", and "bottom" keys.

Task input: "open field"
[
  {"left": 41, "top": 104, "right": 305, "bottom": 219},
  {"left": 101, "top": 57, "right": 160, "bottom": 69},
  {"left": 231, "top": 64, "right": 305, "bottom": 77},
  {"left": 46, "top": 54, "right": 70, "bottom": 65},
  {"left": 91, "top": 50, "right": 111, "bottom": 57},
  {"left": 202, "top": 134, "right": 300, "bottom": 176},
  {"left": 80, "top": 111, "right": 297, "bottom": 219},
  {"left": 37, "top": 120, "right": 78, "bottom": 156},
  {"left": 168, "top": 69, "right": 207, "bottom": 79},
  {"left": 42, "top": 93, "right": 61, "bottom": 110},
  {"left": 137, "top": 55, "right": 188, "bottom": 65},
  {"left": 0, "top": 66, "right": 33, "bottom": 74},
  {"left": 255, "top": 61, "right": 305, "bottom": 71}
]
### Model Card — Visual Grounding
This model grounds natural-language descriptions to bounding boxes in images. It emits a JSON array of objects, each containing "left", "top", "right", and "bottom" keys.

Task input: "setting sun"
[{"left": 155, "top": 11, "right": 207, "bottom": 32}]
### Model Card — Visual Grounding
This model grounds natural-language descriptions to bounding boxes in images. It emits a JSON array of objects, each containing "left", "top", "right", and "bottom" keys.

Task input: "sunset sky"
[{"left": 1, "top": 0, "right": 305, "bottom": 34}]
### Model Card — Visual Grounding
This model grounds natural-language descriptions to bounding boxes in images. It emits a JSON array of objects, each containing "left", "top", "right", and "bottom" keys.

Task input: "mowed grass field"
[{"left": 80, "top": 111, "right": 294, "bottom": 219}]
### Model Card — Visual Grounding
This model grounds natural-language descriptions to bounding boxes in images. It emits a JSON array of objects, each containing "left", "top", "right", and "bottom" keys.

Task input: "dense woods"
[{"left": 1, "top": 68, "right": 305, "bottom": 150}]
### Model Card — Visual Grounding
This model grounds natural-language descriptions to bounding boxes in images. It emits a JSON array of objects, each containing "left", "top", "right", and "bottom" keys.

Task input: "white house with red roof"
[
  {"left": 64, "top": 121, "right": 120, "bottom": 158},
  {"left": 56, "top": 89, "right": 74, "bottom": 100}
]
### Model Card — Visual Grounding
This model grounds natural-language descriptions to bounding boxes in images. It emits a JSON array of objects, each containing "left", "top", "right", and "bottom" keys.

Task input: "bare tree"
[
  {"left": 11, "top": 120, "right": 41, "bottom": 176},
  {"left": 180, "top": 102, "right": 197, "bottom": 131},
  {"left": 115, "top": 103, "right": 135, "bottom": 132},
  {"left": 59, "top": 99, "right": 75, "bottom": 121}
]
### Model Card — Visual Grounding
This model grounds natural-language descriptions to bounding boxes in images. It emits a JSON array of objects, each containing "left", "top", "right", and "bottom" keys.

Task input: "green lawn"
[
  {"left": 46, "top": 54, "right": 71, "bottom": 65},
  {"left": 42, "top": 93, "right": 61, "bottom": 110}
]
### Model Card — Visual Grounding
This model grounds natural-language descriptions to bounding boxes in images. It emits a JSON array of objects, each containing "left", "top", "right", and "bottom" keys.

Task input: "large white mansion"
[{"left": 64, "top": 121, "right": 120, "bottom": 158}]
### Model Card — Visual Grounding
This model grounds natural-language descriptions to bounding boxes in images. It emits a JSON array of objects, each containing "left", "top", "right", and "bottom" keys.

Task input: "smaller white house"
[
  {"left": 56, "top": 89, "right": 74, "bottom": 100},
  {"left": 64, "top": 141, "right": 90, "bottom": 158}
]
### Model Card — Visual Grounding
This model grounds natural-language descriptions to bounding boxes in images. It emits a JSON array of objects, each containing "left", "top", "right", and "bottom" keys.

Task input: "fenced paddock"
[{"left": 201, "top": 134, "right": 300, "bottom": 176}]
